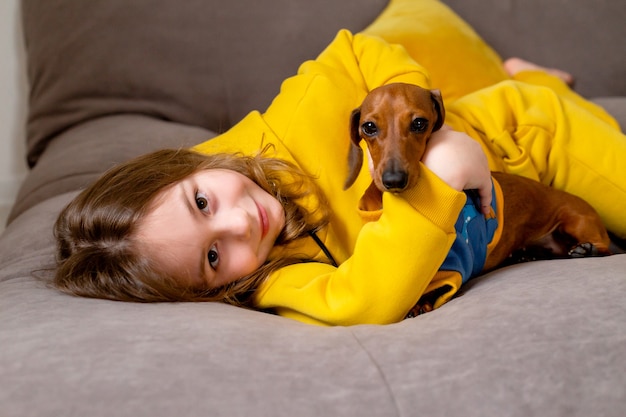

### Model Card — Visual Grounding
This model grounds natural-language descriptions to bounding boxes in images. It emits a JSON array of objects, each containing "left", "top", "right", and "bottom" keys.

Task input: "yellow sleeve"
[
  {"left": 254, "top": 167, "right": 466, "bottom": 326},
  {"left": 512, "top": 71, "right": 620, "bottom": 130},
  {"left": 195, "top": 30, "right": 433, "bottom": 176},
  {"left": 346, "top": 29, "right": 433, "bottom": 90},
  {"left": 304, "top": 29, "right": 433, "bottom": 90},
  {"left": 262, "top": 29, "right": 433, "bottom": 150},
  {"left": 361, "top": 0, "right": 508, "bottom": 101}
]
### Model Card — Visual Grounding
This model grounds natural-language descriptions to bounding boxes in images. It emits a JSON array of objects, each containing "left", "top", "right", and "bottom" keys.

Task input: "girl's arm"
[
  {"left": 255, "top": 166, "right": 467, "bottom": 326},
  {"left": 255, "top": 129, "right": 491, "bottom": 326}
]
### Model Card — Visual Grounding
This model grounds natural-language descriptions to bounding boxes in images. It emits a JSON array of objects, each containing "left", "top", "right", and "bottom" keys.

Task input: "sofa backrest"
[
  {"left": 22, "top": 0, "right": 626, "bottom": 169},
  {"left": 21, "top": 0, "right": 388, "bottom": 168}
]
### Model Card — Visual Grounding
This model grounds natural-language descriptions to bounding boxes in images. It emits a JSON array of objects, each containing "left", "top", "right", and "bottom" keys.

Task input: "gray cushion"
[
  {"left": 2, "top": 193, "right": 625, "bottom": 416},
  {"left": 8, "top": 115, "right": 214, "bottom": 222},
  {"left": 24, "top": 0, "right": 626, "bottom": 167},
  {"left": 442, "top": 0, "right": 626, "bottom": 99},
  {"left": 22, "top": 0, "right": 388, "bottom": 167}
]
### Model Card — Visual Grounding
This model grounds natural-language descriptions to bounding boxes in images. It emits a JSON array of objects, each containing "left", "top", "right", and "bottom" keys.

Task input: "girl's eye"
[
  {"left": 208, "top": 244, "right": 219, "bottom": 270},
  {"left": 195, "top": 192, "right": 209, "bottom": 212}
]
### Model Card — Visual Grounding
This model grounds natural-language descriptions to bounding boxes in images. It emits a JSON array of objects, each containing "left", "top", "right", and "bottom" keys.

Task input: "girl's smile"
[
  {"left": 257, "top": 202, "right": 269, "bottom": 238},
  {"left": 137, "top": 169, "right": 286, "bottom": 289}
]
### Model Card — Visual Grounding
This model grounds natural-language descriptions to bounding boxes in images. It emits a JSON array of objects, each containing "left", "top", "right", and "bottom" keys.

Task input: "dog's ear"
[
  {"left": 430, "top": 89, "right": 445, "bottom": 132},
  {"left": 344, "top": 108, "right": 364, "bottom": 190}
]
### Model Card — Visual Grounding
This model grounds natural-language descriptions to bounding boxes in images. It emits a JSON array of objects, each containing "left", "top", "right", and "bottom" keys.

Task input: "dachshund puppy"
[{"left": 345, "top": 83, "right": 612, "bottom": 314}]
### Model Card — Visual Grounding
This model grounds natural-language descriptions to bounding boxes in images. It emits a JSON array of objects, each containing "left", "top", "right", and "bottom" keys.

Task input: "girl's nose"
[{"left": 213, "top": 207, "right": 251, "bottom": 239}]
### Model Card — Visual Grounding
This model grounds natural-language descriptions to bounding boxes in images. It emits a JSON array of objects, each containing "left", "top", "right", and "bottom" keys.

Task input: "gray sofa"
[{"left": 2, "top": 1, "right": 625, "bottom": 416}]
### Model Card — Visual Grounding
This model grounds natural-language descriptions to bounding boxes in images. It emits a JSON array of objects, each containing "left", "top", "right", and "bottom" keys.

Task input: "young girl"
[{"left": 54, "top": 30, "right": 626, "bottom": 326}]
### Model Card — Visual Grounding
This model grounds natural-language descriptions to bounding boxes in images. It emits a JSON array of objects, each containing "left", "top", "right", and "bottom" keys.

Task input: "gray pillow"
[{"left": 22, "top": 0, "right": 388, "bottom": 167}]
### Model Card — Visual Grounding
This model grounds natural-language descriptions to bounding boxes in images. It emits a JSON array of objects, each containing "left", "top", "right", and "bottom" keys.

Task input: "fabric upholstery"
[
  {"left": 2, "top": 194, "right": 625, "bottom": 416},
  {"left": 443, "top": 0, "right": 626, "bottom": 98},
  {"left": 22, "top": 0, "right": 388, "bottom": 167}
]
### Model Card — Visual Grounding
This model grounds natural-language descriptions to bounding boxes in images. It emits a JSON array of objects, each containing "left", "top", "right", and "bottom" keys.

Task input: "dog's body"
[{"left": 345, "top": 83, "right": 612, "bottom": 312}]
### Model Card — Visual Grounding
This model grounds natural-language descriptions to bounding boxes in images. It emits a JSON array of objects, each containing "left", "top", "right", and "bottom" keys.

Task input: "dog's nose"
[{"left": 382, "top": 170, "right": 408, "bottom": 191}]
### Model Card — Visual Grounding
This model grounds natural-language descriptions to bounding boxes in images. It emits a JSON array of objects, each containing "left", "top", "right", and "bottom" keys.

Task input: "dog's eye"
[
  {"left": 361, "top": 122, "right": 378, "bottom": 136},
  {"left": 411, "top": 118, "right": 428, "bottom": 133}
]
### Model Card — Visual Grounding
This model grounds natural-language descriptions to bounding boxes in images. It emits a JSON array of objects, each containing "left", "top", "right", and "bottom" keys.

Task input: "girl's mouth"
[{"left": 256, "top": 202, "right": 269, "bottom": 238}]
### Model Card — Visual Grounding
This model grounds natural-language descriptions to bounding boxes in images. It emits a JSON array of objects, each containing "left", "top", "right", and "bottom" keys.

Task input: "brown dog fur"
[{"left": 345, "top": 83, "right": 612, "bottom": 278}]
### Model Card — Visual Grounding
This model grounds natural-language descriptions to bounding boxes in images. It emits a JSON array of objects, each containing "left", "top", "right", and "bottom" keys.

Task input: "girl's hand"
[{"left": 422, "top": 126, "right": 493, "bottom": 216}]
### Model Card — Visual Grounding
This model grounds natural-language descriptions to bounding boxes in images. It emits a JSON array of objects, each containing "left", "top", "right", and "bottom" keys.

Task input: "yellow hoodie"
[{"left": 194, "top": 29, "right": 626, "bottom": 326}]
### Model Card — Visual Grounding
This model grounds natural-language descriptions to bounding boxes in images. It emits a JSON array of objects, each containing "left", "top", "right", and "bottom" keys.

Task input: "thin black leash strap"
[{"left": 308, "top": 230, "right": 338, "bottom": 267}]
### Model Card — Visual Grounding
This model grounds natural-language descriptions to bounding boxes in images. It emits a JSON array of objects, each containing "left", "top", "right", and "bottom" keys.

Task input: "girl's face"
[{"left": 137, "top": 169, "right": 286, "bottom": 289}]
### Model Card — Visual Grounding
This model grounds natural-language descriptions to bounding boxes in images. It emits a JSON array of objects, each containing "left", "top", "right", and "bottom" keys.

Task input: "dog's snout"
[{"left": 382, "top": 170, "right": 408, "bottom": 191}]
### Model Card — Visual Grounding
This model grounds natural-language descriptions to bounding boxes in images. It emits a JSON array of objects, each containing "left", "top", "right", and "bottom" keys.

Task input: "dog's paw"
[
  {"left": 568, "top": 242, "right": 600, "bottom": 258},
  {"left": 405, "top": 302, "right": 433, "bottom": 319}
]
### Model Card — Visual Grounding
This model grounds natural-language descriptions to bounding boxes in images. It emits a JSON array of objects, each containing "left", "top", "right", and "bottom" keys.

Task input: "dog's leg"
[
  {"left": 553, "top": 203, "right": 612, "bottom": 257},
  {"left": 486, "top": 172, "right": 612, "bottom": 270}
]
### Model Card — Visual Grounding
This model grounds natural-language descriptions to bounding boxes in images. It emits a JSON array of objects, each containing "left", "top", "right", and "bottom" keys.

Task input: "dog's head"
[{"left": 344, "top": 83, "right": 445, "bottom": 192}]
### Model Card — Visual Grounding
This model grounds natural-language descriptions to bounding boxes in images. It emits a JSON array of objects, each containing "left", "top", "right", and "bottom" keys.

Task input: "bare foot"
[{"left": 503, "top": 57, "right": 575, "bottom": 86}]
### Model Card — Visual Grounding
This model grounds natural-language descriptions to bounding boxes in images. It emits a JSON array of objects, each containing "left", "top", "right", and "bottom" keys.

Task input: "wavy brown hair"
[{"left": 54, "top": 147, "right": 330, "bottom": 306}]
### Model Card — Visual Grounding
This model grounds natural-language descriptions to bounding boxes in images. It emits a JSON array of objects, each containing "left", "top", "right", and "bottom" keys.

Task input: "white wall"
[{"left": 0, "top": 0, "right": 28, "bottom": 228}]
